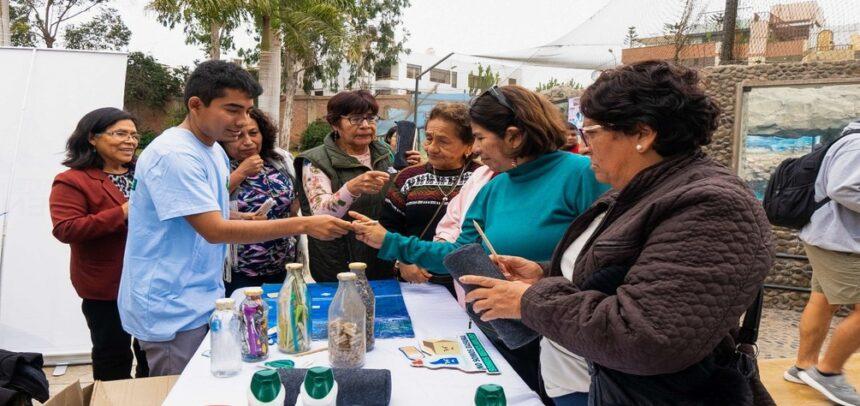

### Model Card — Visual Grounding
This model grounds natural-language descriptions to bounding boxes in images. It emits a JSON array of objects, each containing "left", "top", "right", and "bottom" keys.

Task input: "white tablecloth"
[{"left": 163, "top": 283, "right": 542, "bottom": 405}]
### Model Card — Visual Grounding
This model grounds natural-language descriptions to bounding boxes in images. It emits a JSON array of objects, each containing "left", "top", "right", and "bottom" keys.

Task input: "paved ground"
[{"left": 36, "top": 307, "right": 852, "bottom": 404}]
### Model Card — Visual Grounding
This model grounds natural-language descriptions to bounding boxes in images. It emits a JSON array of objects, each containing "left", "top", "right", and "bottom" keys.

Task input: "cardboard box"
[{"left": 45, "top": 375, "right": 178, "bottom": 406}]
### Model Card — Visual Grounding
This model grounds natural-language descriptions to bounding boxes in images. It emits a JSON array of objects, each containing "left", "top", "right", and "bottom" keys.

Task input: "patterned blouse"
[
  {"left": 108, "top": 170, "right": 134, "bottom": 198},
  {"left": 301, "top": 150, "right": 372, "bottom": 218},
  {"left": 230, "top": 159, "right": 298, "bottom": 277}
]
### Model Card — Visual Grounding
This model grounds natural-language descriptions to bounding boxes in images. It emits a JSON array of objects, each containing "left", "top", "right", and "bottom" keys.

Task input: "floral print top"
[
  {"left": 108, "top": 170, "right": 134, "bottom": 198},
  {"left": 231, "top": 159, "right": 298, "bottom": 277},
  {"left": 301, "top": 150, "right": 372, "bottom": 218}
]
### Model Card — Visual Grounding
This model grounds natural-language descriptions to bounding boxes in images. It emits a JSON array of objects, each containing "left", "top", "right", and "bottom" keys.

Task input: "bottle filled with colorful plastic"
[
  {"left": 239, "top": 287, "right": 269, "bottom": 362},
  {"left": 278, "top": 263, "right": 311, "bottom": 354}
]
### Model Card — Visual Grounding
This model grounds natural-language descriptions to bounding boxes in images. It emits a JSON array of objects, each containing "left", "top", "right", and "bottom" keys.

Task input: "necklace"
[{"left": 431, "top": 163, "right": 469, "bottom": 204}]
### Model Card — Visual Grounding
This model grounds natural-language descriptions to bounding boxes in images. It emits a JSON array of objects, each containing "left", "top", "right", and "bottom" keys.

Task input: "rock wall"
[{"left": 699, "top": 60, "right": 860, "bottom": 312}]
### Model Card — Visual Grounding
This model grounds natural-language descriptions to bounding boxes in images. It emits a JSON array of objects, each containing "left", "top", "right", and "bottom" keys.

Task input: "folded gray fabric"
[
  {"left": 443, "top": 243, "right": 540, "bottom": 349},
  {"left": 278, "top": 368, "right": 391, "bottom": 405}
]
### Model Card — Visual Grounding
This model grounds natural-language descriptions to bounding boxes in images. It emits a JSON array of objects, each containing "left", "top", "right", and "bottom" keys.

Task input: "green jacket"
[{"left": 294, "top": 132, "right": 394, "bottom": 281}]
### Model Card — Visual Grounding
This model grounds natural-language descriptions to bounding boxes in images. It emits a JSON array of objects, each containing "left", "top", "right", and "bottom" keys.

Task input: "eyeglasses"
[
  {"left": 101, "top": 130, "right": 140, "bottom": 142},
  {"left": 342, "top": 115, "right": 379, "bottom": 125},
  {"left": 578, "top": 124, "right": 607, "bottom": 147}
]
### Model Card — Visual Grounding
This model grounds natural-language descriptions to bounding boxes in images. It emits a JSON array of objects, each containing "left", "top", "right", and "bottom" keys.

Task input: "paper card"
[{"left": 406, "top": 333, "right": 500, "bottom": 375}]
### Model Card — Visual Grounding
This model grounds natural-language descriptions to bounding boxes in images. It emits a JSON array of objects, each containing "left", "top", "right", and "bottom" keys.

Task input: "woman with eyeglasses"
[
  {"left": 294, "top": 90, "right": 395, "bottom": 282},
  {"left": 352, "top": 85, "right": 609, "bottom": 403},
  {"left": 459, "top": 61, "right": 775, "bottom": 405},
  {"left": 49, "top": 107, "right": 148, "bottom": 381}
]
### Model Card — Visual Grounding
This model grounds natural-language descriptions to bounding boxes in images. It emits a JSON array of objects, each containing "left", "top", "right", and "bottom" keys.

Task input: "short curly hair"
[
  {"left": 427, "top": 102, "right": 473, "bottom": 145},
  {"left": 580, "top": 60, "right": 720, "bottom": 156}
]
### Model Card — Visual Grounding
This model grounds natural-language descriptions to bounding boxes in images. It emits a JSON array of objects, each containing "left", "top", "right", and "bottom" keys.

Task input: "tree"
[
  {"left": 15, "top": 0, "right": 107, "bottom": 48},
  {"left": 624, "top": 26, "right": 639, "bottom": 47},
  {"left": 535, "top": 77, "right": 582, "bottom": 92},
  {"left": 63, "top": 7, "right": 130, "bottom": 50},
  {"left": 662, "top": 0, "right": 705, "bottom": 63},
  {"left": 124, "top": 51, "right": 187, "bottom": 111},
  {"left": 718, "top": 0, "right": 738, "bottom": 64},
  {"left": 468, "top": 63, "right": 500, "bottom": 96},
  {"left": 1, "top": 0, "right": 10, "bottom": 46},
  {"left": 147, "top": 0, "right": 245, "bottom": 60},
  {"left": 6, "top": 0, "right": 35, "bottom": 46}
]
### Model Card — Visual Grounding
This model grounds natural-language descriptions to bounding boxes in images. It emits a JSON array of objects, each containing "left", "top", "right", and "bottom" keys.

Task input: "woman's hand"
[
  {"left": 405, "top": 150, "right": 422, "bottom": 166},
  {"left": 398, "top": 262, "right": 431, "bottom": 283},
  {"left": 459, "top": 276, "right": 530, "bottom": 321},
  {"left": 349, "top": 211, "right": 387, "bottom": 249},
  {"left": 301, "top": 215, "right": 353, "bottom": 240},
  {"left": 236, "top": 154, "right": 264, "bottom": 177},
  {"left": 346, "top": 171, "right": 390, "bottom": 196},
  {"left": 491, "top": 255, "right": 543, "bottom": 285}
]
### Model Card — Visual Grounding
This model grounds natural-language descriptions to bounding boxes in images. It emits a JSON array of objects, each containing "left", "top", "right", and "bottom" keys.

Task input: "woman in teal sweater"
[{"left": 352, "top": 85, "right": 608, "bottom": 403}]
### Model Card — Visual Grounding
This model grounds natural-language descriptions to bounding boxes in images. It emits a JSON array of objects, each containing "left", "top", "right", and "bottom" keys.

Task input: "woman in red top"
[{"left": 49, "top": 108, "right": 148, "bottom": 381}]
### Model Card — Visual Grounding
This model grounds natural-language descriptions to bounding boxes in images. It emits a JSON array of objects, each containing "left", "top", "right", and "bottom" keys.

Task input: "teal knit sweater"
[{"left": 378, "top": 151, "right": 610, "bottom": 274}]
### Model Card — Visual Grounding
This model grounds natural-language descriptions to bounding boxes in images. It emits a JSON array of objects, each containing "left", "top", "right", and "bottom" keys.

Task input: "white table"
[{"left": 163, "top": 283, "right": 542, "bottom": 405}]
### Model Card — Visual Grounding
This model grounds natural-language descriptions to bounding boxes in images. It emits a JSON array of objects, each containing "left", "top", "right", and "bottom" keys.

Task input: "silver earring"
[{"left": 636, "top": 145, "right": 643, "bottom": 152}]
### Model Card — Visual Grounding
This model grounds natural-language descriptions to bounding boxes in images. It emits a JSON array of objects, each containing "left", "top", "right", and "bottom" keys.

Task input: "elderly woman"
[
  {"left": 294, "top": 90, "right": 395, "bottom": 281},
  {"left": 380, "top": 102, "right": 482, "bottom": 290},
  {"left": 352, "top": 85, "right": 608, "bottom": 402},
  {"left": 461, "top": 61, "right": 774, "bottom": 405},
  {"left": 49, "top": 108, "right": 148, "bottom": 381},
  {"left": 220, "top": 107, "right": 300, "bottom": 296}
]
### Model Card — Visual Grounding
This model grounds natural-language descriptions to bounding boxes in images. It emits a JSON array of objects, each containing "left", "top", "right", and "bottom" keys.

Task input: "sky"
[
  {"left": 100, "top": 0, "right": 610, "bottom": 89},
  {"left": 63, "top": 0, "right": 860, "bottom": 89}
]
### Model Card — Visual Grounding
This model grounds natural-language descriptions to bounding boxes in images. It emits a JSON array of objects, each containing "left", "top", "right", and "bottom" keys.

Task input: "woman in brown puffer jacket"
[{"left": 460, "top": 60, "right": 775, "bottom": 406}]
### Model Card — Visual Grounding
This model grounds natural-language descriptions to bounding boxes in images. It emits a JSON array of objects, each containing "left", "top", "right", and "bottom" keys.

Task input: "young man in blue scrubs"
[{"left": 118, "top": 60, "right": 352, "bottom": 376}]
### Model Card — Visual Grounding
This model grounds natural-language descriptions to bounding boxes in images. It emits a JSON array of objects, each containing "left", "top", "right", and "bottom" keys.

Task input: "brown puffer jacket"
[{"left": 521, "top": 151, "right": 775, "bottom": 405}]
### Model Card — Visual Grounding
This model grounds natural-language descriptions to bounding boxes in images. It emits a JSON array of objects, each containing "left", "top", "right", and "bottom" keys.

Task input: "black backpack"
[{"left": 762, "top": 124, "right": 860, "bottom": 229}]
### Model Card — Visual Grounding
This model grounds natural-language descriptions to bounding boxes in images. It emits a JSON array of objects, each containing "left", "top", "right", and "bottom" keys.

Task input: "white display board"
[{"left": 0, "top": 47, "right": 127, "bottom": 360}]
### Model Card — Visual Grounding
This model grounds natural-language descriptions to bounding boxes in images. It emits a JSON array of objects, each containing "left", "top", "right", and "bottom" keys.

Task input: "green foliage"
[
  {"left": 164, "top": 102, "right": 188, "bottom": 128},
  {"left": 124, "top": 52, "right": 187, "bottom": 111},
  {"left": 535, "top": 77, "right": 583, "bottom": 92},
  {"left": 11, "top": 0, "right": 108, "bottom": 48},
  {"left": 468, "top": 63, "right": 500, "bottom": 96},
  {"left": 9, "top": 1, "right": 36, "bottom": 46},
  {"left": 624, "top": 26, "right": 639, "bottom": 47},
  {"left": 136, "top": 130, "right": 158, "bottom": 153},
  {"left": 300, "top": 119, "right": 331, "bottom": 151},
  {"left": 147, "top": 0, "right": 245, "bottom": 59},
  {"left": 63, "top": 8, "right": 131, "bottom": 51}
]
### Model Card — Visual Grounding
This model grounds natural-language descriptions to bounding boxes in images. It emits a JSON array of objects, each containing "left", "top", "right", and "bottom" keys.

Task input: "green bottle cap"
[
  {"left": 475, "top": 384, "right": 506, "bottom": 406},
  {"left": 304, "top": 366, "right": 335, "bottom": 400},
  {"left": 250, "top": 369, "right": 282, "bottom": 403}
]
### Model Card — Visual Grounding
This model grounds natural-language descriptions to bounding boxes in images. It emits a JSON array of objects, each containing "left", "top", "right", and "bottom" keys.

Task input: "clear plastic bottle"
[
  {"left": 209, "top": 298, "right": 242, "bottom": 377},
  {"left": 239, "top": 287, "right": 269, "bottom": 362},
  {"left": 328, "top": 272, "right": 366, "bottom": 368},
  {"left": 348, "top": 262, "right": 375, "bottom": 351},
  {"left": 278, "top": 263, "right": 311, "bottom": 354}
]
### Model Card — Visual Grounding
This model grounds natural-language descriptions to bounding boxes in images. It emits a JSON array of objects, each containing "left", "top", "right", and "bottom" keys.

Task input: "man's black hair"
[{"left": 183, "top": 60, "right": 262, "bottom": 106}]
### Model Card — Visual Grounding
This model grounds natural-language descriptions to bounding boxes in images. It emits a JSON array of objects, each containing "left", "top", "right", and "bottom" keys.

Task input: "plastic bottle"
[
  {"left": 279, "top": 263, "right": 311, "bottom": 354},
  {"left": 328, "top": 272, "right": 366, "bottom": 368},
  {"left": 239, "top": 287, "right": 269, "bottom": 362},
  {"left": 348, "top": 262, "right": 375, "bottom": 351},
  {"left": 247, "top": 369, "right": 286, "bottom": 406},
  {"left": 209, "top": 298, "right": 242, "bottom": 377},
  {"left": 474, "top": 384, "right": 506, "bottom": 406},
  {"left": 296, "top": 366, "right": 338, "bottom": 406}
]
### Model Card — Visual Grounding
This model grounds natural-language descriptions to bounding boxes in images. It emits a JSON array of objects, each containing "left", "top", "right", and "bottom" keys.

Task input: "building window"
[
  {"left": 508, "top": 78, "right": 517, "bottom": 85},
  {"left": 375, "top": 64, "right": 395, "bottom": 80},
  {"left": 429, "top": 68, "right": 450, "bottom": 84},
  {"left": 451, "top": 71, "right": 458, "bottom": 88},
  {"left": 406, "top": 64, "right": 421, "bottom": 79},
  {"left": 314, "top": 90, "right": 324, "bottom": 96}
]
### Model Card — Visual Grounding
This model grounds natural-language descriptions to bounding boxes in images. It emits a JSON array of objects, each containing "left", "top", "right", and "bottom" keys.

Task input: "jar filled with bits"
[
  {"left": 328, "top": 272, "right": 366, "bottom": 368},
  {"left": 348, "top": 262, "right": 375, "bottom": 351}
]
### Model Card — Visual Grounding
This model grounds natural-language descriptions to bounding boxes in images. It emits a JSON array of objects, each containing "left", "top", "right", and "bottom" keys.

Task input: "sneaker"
[
  {"left": 784, "top": 365, "right": 807, "bottom": 384},
  {"left": 799, "top": 368, "right": 860, "bottom": 406}
]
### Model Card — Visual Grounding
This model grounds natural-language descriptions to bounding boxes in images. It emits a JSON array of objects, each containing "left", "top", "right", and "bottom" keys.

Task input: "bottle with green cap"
[
  {"left": 474, "top": 384, "right": 506, "bottom": 406},
  {"left": 247, "top": 369, "right": 286, "bottom": 406},
  {"left": 297, "top": 366, "right": 338, "bottom": 406}
]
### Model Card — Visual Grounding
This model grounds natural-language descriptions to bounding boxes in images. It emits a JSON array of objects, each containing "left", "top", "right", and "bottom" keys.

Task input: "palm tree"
[
  {"left": 1, "top": 0, "right": 11, "bottom": 46},
  {"left": 148, "top": 0, "right": 245, "bottom": 60}
]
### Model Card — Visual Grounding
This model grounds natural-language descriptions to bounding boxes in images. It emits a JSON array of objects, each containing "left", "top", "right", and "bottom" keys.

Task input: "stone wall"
[{"left": 698, "top": 60, "right": 860, "bottom": 311}]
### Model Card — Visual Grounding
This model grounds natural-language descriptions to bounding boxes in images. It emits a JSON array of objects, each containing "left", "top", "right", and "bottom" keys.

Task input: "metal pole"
[{"left": 412, "top": 52, "right": 455, "bottom": 128}]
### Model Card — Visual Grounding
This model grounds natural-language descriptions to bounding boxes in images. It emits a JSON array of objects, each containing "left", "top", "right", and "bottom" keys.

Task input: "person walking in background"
[
  {"left": 220, "top": 107, "right": 301, "bottom": 296},
  {"left": 49, "top": 107, "right": 149, "bottom": 381},
  {"left": 787, "top": 120, "right": 860, "bottom": 406},
  {"left": 380, "top": 102, "right": 482, "bottom": 292}
]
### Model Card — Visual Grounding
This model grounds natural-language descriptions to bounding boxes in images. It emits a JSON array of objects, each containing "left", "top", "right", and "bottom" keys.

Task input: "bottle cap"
[
  {"left": 249, "top": 369, "right": 282, "bottom": 402},
  {"left": 475, "top": 384, "right": 506, "bottom": 406},
  {"left": 348, "top": 262, "right": 367, "bottom": 271},
  {"left": 303, "top": 366, "right": 335, "bottom": 399},
  {"left": 244, "top": 287, "right": 263, "bottom": 297},
  {"left": 286, "top": 263, "right": 304, "bottom": 272},
  {"left": 337, "top": 272, "right": 357, "bottom": 281},
  {"left": 215, "top": 298, "right": 235, "bottom": 311}
]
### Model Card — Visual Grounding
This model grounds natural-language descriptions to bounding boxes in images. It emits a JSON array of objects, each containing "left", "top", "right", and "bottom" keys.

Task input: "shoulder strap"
[{"left": 737, "top": 287, "right": 764, "bottom": 345}]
